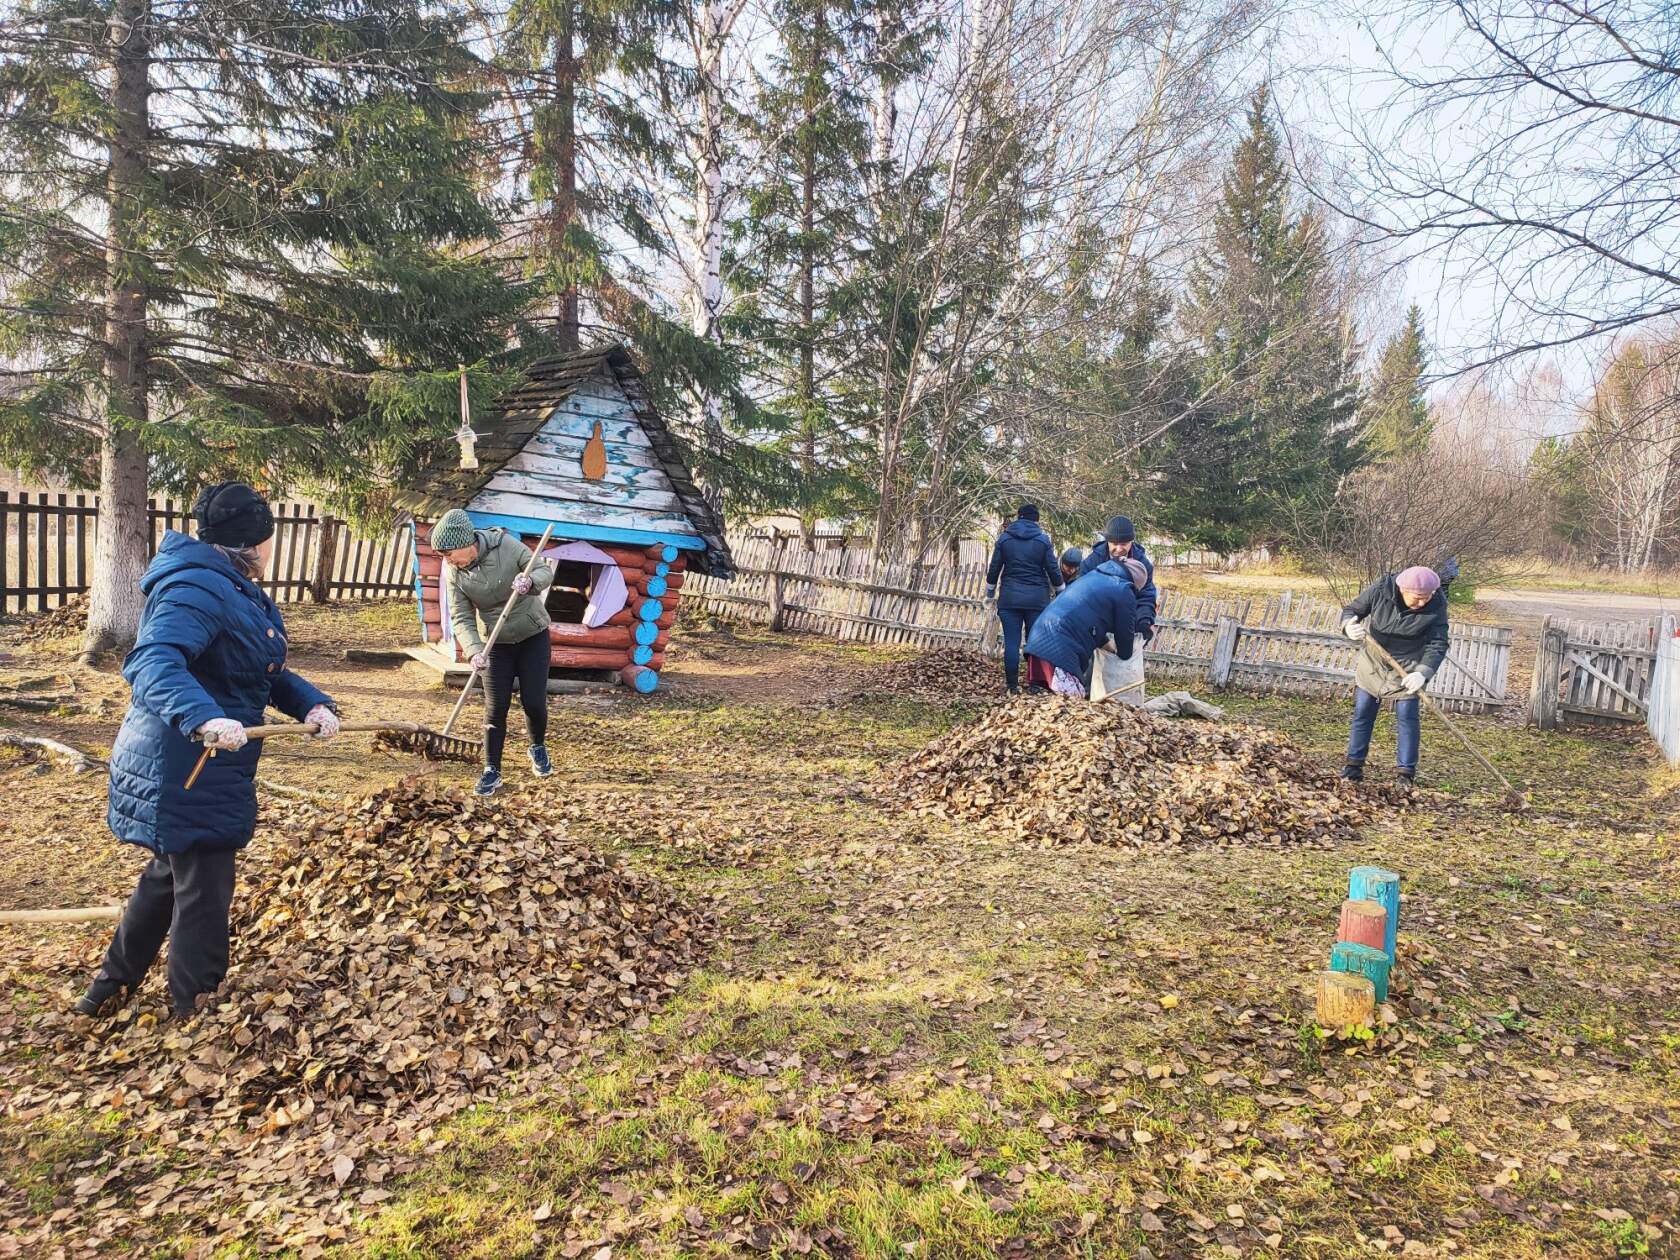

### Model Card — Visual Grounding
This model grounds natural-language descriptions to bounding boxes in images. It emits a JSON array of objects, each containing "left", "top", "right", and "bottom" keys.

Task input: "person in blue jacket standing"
[
  {"left": 984, "top": 504, "right": 1064, "bottom": 693},
  {"left": 75, "top": 482, "right": 341, "bottom": 1021},
  {"left": 1078, "top": 515, "right": 1158, "bottom": 643},
  {"left": 1024, "top": 558, "right": 1140, "bottom": 696}
]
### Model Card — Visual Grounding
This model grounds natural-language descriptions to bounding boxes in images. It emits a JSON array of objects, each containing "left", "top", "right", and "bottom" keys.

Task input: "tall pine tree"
[
  {"left": 730, "top": 0, "right": 872, "bottom": 544},
  {"left": 1363, "top": 304, "right": 1432, "bottom": 460},
  {"left": 0, "top": 0, "right": 518, "bottom": 652},
  {"left": 1160, "top": 88, "right": 1362, "bottom": 554}
]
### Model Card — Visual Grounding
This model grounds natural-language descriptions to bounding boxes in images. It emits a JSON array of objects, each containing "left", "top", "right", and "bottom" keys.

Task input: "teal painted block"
[
  {"left": 1349, "top": 866, "right": 1401, "bottom": 961},
  {"left": 630, "top": 667, "right": 659, "bottom": 693},
  {"left": 636, "top": 598, "right": 662, "bottom": 622},
  {"left": 634, "top": 620, "right": 659, "bottom": 646},
  {"left": 632, "top": 644, "right": 654, "bottom": 666},
  {"left": 645, "top": 574, "right": 668, "bottom": 599},
  {"left": 653, "top": 543, "right": 678, "bottom": 563},
  {"left": 654, "top": 561, "right": 670, "bottom": 577},
  {"left": 1330, "top": 941, "right": 1391, "bottom": 1003}
]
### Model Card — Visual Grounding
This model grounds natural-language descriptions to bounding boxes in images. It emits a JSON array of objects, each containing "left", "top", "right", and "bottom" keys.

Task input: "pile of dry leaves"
[
  {"left": 819, "top": 646, "right": 1002, "bottom": 707},
  {"left": 893, "top": 696, "right": 1382, "bottom": 848},
  {"left": 11, "top": 595, "right": 87, "bottom": 644},
  {"left": 0, "top": 777, "right": 711, "bottom": 1253}
]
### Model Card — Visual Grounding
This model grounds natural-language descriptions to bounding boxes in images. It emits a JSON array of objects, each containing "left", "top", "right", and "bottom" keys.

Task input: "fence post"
[
  {"left": 309, "top": 514, "right": 341, "bottom": 603},
  {"left": 1209, "top": 615, "right": 1239, "bottom": 686},
  {"left": 768, "top": 569, "right": 786, "bottom": 632},
  {"left": 1529, "top": 620, "right": 1564, "bottom": 730}
]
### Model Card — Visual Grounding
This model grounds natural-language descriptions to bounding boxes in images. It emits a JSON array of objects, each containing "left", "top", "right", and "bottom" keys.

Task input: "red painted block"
[{"left": 1336, "top": 899, "right": 1388, "bottom": 953}]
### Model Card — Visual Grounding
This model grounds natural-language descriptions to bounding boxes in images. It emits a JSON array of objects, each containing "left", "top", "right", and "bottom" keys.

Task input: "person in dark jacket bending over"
[
  {"left": 1023, "top": 559, "right": 1139, "bottom": 697},
  {"left": 1078, "top": 515, "right": 1158, "bottom": 643},
  {"left": 76, "top": 483, "right": 340, "bottom": 1021},
  {"left": 431, "top": 509, "right": 556, "bottom": 796},
  {"left": 984, "top": 503, "right": 1064, "bottom": 693},
  {"left": 1339, "top": 565, "right": 1450, "bottom": 786}
]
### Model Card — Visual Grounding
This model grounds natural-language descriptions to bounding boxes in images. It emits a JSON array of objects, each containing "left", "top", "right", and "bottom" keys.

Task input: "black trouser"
[
  {"left": 484, "top": 626, "right": 550, "bottom": 770},
  {"left": 95, "top": 847, "right": 237, "bottom": 1017}
]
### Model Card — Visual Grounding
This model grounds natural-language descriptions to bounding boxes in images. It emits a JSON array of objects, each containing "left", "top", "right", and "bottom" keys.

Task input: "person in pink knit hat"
[{"left": 1337, "top": 564, "right": 1451, "bottom": 787}]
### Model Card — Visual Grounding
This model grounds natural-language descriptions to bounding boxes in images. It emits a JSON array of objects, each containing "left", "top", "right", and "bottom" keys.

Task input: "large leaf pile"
[
  {"left": 0, "top": 777, "right": 712, "bottom": 1253},
  {"left": 893, "top": 696, "right": 1384, "bottom": 848}
]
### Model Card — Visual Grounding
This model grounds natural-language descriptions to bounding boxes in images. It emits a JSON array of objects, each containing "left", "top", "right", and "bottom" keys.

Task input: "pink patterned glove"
[
  {"left": 197, "top": 718, "right": 248, "bottom": 751},
  {"left": 512, "top": 574, "right": 534, "bottom": 596},
  {"left": 305, "top": 705, "right": 340, "bottom": 739},
  {"left": 470, "top": 651, "right": 488, "bottom": 671}
]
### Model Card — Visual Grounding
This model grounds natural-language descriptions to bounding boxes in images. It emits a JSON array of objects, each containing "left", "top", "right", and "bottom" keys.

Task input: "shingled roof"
[{"left": 394, "top": 344, "right": 733, "bottom": 578}]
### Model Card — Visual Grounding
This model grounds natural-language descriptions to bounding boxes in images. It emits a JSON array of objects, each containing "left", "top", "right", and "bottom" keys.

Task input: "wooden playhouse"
[{"left": 393, "top": 344, "right": 733, "bottom": 693}]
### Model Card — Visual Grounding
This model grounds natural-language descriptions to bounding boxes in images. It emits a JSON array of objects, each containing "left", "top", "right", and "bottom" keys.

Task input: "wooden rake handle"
[
  {"left": 1364, "top": 635, "right": 1519, "bottom": 797},
  {"left": 183, "top": 720, "right": 429, "bottom": 791},
  {"left": 441, "top": 523, "right": 556, "bottom": 739}
]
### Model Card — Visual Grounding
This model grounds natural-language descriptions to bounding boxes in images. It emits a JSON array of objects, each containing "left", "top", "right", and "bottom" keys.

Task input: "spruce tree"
[
  {"left": 1364, "top": 305, "right": 1433, "bottom": 460},
  {"left": 729, "top": 0, "right": 872, "bottom": 544},
  {"left": 0, "top": 0, "right": 518, "bottom": 652},
  {"left": 1160, "top": 88, "right": 1362, "bottom": 554}
]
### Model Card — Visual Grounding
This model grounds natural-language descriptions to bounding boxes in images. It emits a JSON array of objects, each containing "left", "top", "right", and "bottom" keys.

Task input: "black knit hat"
[
  {"left": 1016, "top": 503, "right": 1039, "bottom": 522},
  {"left": 193, "top": 482, "right": 274, "bottom": 548},
  {"left": 1102, "top": 514, "right": 1135, "bottom": 543},
  {"left": 1060, "top": 547, "right": 1084, "bottom": 567}
]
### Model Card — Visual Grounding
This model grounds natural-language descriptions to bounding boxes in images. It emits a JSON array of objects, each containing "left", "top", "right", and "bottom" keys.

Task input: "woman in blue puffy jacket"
[{"left": 75, "top": 483, "right": 340, "bottom": 1021}]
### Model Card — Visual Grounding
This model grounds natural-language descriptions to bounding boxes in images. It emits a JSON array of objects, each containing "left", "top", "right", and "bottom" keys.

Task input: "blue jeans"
[
  {"left": 998, "top": 607, "right": 1041, "bottom": 691},
  {"left": 1347, "top": 687, "right": 1419, "bottom": 771}
]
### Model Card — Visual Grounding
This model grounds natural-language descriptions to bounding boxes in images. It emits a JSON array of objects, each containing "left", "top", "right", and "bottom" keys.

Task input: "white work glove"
[
  {"left": 1402, "top": 671, "right": 1426, "bottom": 695},
  {"left": 512, "top": 574, "right": 534, "bottom": 596},
  {"left": 1342, "top": 617, "right": 1367, "bottom": 642},
  {"left": 470, "top": 651, "right": 488, "bottom": 671},
  {"left": 305, "top": 705, "right": 340, "bottom": 739},
  {"left": 983, "top": 585, "right": 997, "bottom": 603},
  {"left": 197, "top": 717, "right": 248, "bottom": 752}
]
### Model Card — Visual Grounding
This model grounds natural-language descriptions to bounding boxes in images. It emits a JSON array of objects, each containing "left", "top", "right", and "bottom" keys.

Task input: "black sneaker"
[
  {"left": 528, "top": 745, "right": 553, "bottom": 778},
  {"left": 1339, "top": 761, "right": 1364, "bottom": 783},
  {"left": 1396, "top": 768, "right": 1416, "bottom": 789},
  {"left": 473, "top": 768, "right": 503, "bottom": 796},
  {"left": 73, "top": 975, "right": 129, "bottom": 1019}
]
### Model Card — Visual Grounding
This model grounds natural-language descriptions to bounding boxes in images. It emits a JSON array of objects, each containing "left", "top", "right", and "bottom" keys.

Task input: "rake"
[
  {"left": 183, "top": 720, "right": 479, "bottom": 790},
  {"left": 1363, "top": 635, "right": 1529, "bottom": 813}
]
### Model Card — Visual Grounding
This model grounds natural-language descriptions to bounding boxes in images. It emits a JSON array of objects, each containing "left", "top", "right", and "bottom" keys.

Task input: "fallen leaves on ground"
[
  {"left": 893, "top": 695, "right": 1394, "bottom": 848},
  {"left": 0, "top": 776, "right": 712, "bottom": 1255},
  {"left": 815, "top": 646, "right": 1003, "bottom": 707},
  {"left": 11, "top": 595, "right": 87, "bottom": 645}
]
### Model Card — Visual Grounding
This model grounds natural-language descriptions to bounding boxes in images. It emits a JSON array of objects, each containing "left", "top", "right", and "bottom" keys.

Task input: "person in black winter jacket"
[
  {"left": 1339, "top": 565, "right": 1450, "bottom": 785},
  {"left": 1077, "top": 515, "right": 1158, "bottom": 642},
  {"left": 985, "top": 504, "right": 1064, "bottom": 692}
]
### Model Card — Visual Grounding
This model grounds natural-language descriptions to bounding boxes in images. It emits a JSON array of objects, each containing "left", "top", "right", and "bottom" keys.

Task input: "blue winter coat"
[
  {"left": 1025, "top": 561, "right": 1139, "bottom": 679},
  {"left": 985, "top": 520, "right": 1064, "bottom": 611},
  {"left": 107, "top": 532, "right": 333, "bottom": 855},
  {"left": 1078, "top": 540, "right": 1158, "bottom": 635}
]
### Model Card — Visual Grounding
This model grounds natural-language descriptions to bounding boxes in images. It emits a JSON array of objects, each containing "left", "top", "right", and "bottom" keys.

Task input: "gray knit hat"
[{"left": 429, "top": 509, "right": 476, "bottom": 552}]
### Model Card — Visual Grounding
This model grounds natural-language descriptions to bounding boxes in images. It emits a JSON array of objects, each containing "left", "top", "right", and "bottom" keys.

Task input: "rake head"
[{"left": 373, "top": 726, "right": 481, "bottom": 765}]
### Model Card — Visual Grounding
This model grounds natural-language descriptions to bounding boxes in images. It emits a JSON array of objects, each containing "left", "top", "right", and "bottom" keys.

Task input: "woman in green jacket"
[{"left": 431, "top": 510, "right": 556, "bottom": 795}]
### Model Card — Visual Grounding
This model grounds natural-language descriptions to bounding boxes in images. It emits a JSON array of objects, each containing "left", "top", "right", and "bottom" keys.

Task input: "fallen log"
[
  {"left": 0, "top": 905, "right": 122, "bottom": 925},
  {"left": 0, "top": 733, "right": 105, "bottom": 772}
]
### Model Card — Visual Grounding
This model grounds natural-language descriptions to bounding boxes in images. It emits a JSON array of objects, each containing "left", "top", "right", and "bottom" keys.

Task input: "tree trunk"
[
  {"left": 870, "top": 3, "right": 900, "bottom": 552},
  {"left": 797, "top": 4, "right": 824, "bottom": 554},
  {"left": 84, "top": 0, "right": 152, "bottom": 660},
  {"left": 554, "top": 10, "right": 581, "bottom": 351}
]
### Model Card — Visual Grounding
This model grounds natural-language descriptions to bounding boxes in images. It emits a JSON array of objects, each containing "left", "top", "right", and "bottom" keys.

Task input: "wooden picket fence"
[
  {"left": 1647, "top": 617, "right": 1680, "bottom": 764},
  {"left": 1, "top": 488, "right": 412, "bottom": 614},
  {"left": 685, "top": 534, "right": 1513, "bottom": 711},
  {"left": 1528, "top": 615, "right": 1666, "bottom": 728}
]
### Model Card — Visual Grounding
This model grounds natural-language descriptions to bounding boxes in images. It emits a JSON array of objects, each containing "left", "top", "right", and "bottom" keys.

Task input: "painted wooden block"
[
  {"left": 649, "top": 543, "right": 678, "bottom": 562},
  {"left": 632, "top": 644, "right": 654, "bottom": 666},
  {"left": 621, "top": 664, "right": 659, "bottom": 693},
  {"left": 1348, "top": 867, "right": 1400, "bottom": 961},
  {"left": 644, "top": 575, "right": 668, "bottom": 599},
  {"left": 1336, "top": 899, "right": 1387, "bottom": 953},
  {"left": 1330, "top": 941, "right": 1391, "bottom": 1003},
  {"left": 636, "top": 598, "right": 662, "bottom": 622},
  {"left": 654, "top": 561, "right": 670, "bottom": 577},
  {"left": 633, "top": 620, "right": 659, "bottom": 646},
  {"left": 1316, "top": 971, "right": 1375, "bottom": 1028}
]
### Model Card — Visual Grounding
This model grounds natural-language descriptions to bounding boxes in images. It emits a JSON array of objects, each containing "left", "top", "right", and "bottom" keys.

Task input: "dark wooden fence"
[{"left": 1, "top": 489, "right": 412, "bottom": 614}]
